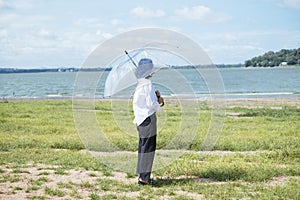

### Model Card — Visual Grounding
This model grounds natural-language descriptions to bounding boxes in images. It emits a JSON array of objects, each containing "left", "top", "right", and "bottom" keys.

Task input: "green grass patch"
[
  {"left": 1, "top": 100, "right": 299, "bottom": 152},
  {"left": 44, "top": 186, "right": 65, "bottom": 197},
  {"left": 0, "top": 100, "right": 299, "bottom": 199},
  {"left": 156, "top": 150, "right": 300, "bottom": 182}
]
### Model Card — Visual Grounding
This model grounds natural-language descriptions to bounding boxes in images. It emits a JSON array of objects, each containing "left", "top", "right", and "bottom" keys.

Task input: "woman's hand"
[{"left": 155, "top": 90, "right": 165, "bottom": 107}]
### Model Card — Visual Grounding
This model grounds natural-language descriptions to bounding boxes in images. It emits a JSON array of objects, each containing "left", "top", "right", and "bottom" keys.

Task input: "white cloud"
[
  {"left": 37, "top": 28, "right": 51, "bottom": 37},
  {"left": 204, "top": 43, "right": 265, "bottom": 64},
  {"left": 74, "top": 18, "right": 103, "bottom": 28},
  {"left": 0, "top": 28, "right": 8, "bottom": 37},
  {"left": 111, "top": 19, "right": 122, "bottom": 26},
  {"left": 0, "top": 13, "right": 54, "bottom": 31},
  {"left": 198, "top": 29, "right": 300, "bottom": 63},
  {"left": 174, "top": 5, "right": 229, "bottom": 23},
  {"left": 198, "top": 33, "right": 251, "bottom": 63},
  {"left": 278, "top": 0, "right": 300, "bottom": 10},
  {"left": 207, "top": 44, "right": 263, "bottom": 52},
  {"left": 96, "top": 30, "right": 113, "bottom": 39},
  {"left": 0, "top": 13, "right": 18, "bottom": 23},
  {"left": 0, "top": 0, "right": 37, "bottom": 10},
  {"left": 0, "top": 28, "right": 110, "bottom": 67},
  {"left": 130, "top": 6, "right": 165, "bottom": 18},
  {"left": 0, "top": 0, "right": 12, "bottom": 9},
  {"left": 13, "top": 0, "right": 37, "bottom": 10},
  {"left": 1, "top": 1, "right": 298, "bottom": 67},
  {"left": 199, "top": 33, "right": 239, "bottom": 42},
  {"left": 0, "top": 15, "right": 111, "bottom": 67}
]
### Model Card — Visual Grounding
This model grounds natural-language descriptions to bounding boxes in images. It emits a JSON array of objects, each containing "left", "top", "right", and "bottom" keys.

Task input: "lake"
[{"left": 0, "top": 67, "right": 299, "bottom": 99}]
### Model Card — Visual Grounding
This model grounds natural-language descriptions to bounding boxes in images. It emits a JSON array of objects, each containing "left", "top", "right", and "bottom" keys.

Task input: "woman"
[{"left": 133, "top": 58, "right": 164, "bottom": 185}]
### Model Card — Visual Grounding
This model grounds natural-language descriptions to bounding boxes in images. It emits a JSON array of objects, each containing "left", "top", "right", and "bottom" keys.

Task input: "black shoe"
[{"left": 138, "top": 178, "right": 156, "bottom": 186}]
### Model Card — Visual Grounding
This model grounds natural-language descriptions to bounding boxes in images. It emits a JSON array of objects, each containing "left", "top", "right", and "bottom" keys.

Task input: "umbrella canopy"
[{"left": 104, "top": 48, "right": 170, "bottom": 97}]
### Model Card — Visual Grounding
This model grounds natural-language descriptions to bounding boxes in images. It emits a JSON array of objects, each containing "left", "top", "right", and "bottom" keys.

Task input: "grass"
[
  {"left": 44, "top": 186, "right": 65, "bottom": 197},
  {"left": 0, "top": 99, "right": 299, "bottom": 199}
]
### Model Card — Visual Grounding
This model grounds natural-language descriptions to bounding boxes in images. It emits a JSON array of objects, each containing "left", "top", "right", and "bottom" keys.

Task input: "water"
[
  {"left": 0, "top": 72, "right": 76, "bottom": 98},
  {"left": 0, "top": 67, "right": 299, "bottom": 99},
  {"left": 219, "top": 67, "right": 300, "bottom": 98}
]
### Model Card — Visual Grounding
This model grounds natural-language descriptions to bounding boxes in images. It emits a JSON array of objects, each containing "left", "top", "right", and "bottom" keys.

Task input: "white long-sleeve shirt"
[{"left": 133, "top": 78, "right": 161, "bottom": 126}]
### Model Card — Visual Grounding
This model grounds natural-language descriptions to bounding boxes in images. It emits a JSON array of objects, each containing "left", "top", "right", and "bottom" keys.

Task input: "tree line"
[{"left": 245, "top": 48, "right": 300, "bottom": 67}]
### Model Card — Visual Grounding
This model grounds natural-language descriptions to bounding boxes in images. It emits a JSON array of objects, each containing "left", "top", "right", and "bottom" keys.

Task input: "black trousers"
[{"left": 136, "top": 113, "right": 157, "bottom": 181}]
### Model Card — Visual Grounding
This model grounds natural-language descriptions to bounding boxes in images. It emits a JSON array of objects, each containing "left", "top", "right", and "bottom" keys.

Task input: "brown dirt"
[
  {"left": 0, "top": 163, "right": 207, "bottom": 200},
  {"left": 0, "top": 163, "right": 136, "bottom": 200},
  {"left": 268, "top": 176, "right": 300, "bottom": 187}
]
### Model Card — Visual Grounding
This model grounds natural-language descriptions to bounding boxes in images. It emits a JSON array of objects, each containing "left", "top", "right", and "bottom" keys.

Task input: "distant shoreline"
[{"left": 0, "top": 65, "right": 299, "bottom": 74}]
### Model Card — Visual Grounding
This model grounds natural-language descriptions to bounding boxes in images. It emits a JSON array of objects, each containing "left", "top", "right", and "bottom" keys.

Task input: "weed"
[
  {"left": 80, "top": 181, "right": 94, "bottom": 189},
  {"left": 26, "top": 185, "right": 40, "bottom": 192},
  {"left": 44, "top": 186, "right": 65, "bottom": 197},
  {"left": 88, "top": 172, "right": 98, "bottom": 177},
  {"left": 58, "top": 181, "right": 75, "bottom": 189},
  {"left": 12, "top": 169, "right": 29, "bottom": 174},
  {"left": 89, "top": 192, "right": 100, "bottom": 200},
  {"left": 14, "top": 186, "right": 23, "bottom": 191},
  {"left": 28, "top": 195, "right": 46, "bottom": 200},
  {"left": 54, "top": 168, "right": 69, "bottom": 175},
  {"left": 38, "top": 171, "right": 50, "bottom": 176},
  {"left": 101, "top": 194, "right": 118, "bottom": 199}
]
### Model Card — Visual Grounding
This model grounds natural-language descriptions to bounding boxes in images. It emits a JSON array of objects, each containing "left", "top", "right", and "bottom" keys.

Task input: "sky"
[{"left": 0, "top": 0, "right": 299, "bottom": 68}]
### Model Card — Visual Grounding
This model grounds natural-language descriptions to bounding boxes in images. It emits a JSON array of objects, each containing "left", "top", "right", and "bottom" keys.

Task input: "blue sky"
[{"left": 0, "top": 0, "right": 299, "bottom": 68}]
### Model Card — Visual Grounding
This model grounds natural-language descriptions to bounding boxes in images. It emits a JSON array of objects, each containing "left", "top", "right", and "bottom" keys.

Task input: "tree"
[
  {"left": 244, "top": 48, "right": 300, "bottom": 67},
  {"left": 245, "top": 60, "right": 252, "bottom": 67}
]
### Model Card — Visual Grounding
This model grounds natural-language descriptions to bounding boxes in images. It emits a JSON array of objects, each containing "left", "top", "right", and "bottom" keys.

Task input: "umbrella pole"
[{"left": 125, "top": 50, "right": 138, "bottom": 68}]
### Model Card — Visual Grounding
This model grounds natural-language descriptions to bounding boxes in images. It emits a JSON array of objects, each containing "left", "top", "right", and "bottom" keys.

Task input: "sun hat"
[{"left": 135, "top": 58, "right": 154, "bottom": 79}]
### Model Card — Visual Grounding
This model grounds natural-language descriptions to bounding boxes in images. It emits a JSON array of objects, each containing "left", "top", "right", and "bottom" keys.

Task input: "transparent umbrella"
[{"left": 104, "top": 48, "right": 171, "bottom": 98}]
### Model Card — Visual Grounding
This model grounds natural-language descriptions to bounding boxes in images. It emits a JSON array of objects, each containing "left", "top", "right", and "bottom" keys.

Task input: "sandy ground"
[
  {"left": 1, "top": 159, "right": 299, "bottom": 200},
  {"left": 0, "top": 163, "right": 207, "bottom": 200}
]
